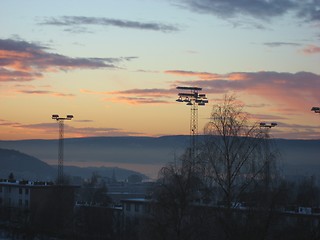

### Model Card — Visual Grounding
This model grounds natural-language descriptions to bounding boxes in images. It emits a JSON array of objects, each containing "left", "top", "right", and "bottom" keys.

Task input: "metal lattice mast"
[
  {"left": 190, "top": 100, "right": 198, "bottom": 156},
  {"left": 259, "top": 122, "right": 277, "bottom": 189},
  {"left": 52, "top": 114, "right": 73, "bottom": 184},
  {"left": 58, "top": 120, "right": 64, "bottom": 183},
  {"left": 176, "top": 87, "right": 208, "bottom": 158}
]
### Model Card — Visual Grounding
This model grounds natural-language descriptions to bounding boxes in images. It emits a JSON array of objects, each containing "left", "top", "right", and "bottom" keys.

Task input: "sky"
[{"left": 1, "top": 0, "right": 320, "bottom": 141}]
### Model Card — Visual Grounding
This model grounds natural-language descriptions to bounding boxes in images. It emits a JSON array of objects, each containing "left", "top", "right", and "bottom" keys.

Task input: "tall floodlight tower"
[
  {"left": 52, "top": 114, "right": 73, "bottom": 184},
  {"left": 176, "top": 86, "right": 208, "bottom": 157},
  {"left": 259, "top": 122, "right": 277, "bottom": 189}
]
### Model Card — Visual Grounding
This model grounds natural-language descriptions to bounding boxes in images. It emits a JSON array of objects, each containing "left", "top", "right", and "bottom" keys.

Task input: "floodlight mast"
[
  {"left": 176, "top": 86, "right": 208, "bottom": 158},
  {"left": 259, "top": 122, "right": 277, "bottom": 189},
  {"left": 52, "top": 114, "right": 73, "bottom": 184}
]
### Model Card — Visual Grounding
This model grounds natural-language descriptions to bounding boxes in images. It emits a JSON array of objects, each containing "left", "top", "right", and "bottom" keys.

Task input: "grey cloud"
[
  {"left": 39, "top": 16, "right": 179, "bottom": 32},
  {"left": 181, "top": 0, "right": 296, "bottom": 19},
  {"left": 177, "top": 71, "right": 320, "bottom": 92},
  {"left": 263, "top": 42, "right": 301, "bottom": 47},
  {"left": 73, "top": 120, "right": 94, "bottom": 123},
  {"left": 0, "top": 38, "right": 48, "bottom": 52},
  {"left": 296, "top": 0, "right": 320, "bottom": 21},
  {"left": 178, "top": 0, "right": 320, "bottom": 23},
  {"left": 250, "top": 113, "right": 288, "bottom": 120}
]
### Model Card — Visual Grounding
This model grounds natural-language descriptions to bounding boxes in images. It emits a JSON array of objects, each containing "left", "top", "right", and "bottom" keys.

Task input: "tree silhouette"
[{"left": 197, "top": 95, "right": 280, "bottom": 240}]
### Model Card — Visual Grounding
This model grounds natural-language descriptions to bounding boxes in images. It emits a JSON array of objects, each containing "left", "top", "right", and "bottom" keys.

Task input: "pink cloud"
[
  {"left": 5, "top": 121, "right": 144, "bottom": 138},
  {"left": 0, "top": 119, "right": 146, "bottom": 139},
  {"left": 106, "top": 96, "right": 171, "bottom": 105},
  {"left": 0, "top": 38, "right": 131, "bottom": 82},
  {"left": 82, "top": 88, "right": 175, "bottom": 105},
  {"left": 174, "top": 71, "right": 320, "bottom": 112},
  {"left": 16, "top": 90, "right": 75, "bottom": 97},
  {"left": 302, "top": 45, "right": 320, "bottom": 54},
  {"left": 107, "top": 88, "right": 175, "bottom": 97},
  {"left": 83, "top": 70, "right": 320, "bottom": 122}
]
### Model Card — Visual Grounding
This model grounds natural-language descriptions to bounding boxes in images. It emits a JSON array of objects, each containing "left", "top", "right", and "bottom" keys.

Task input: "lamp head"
[
  {"left": 311, "top": 107, "right": 320, "bottom": 113},
  {"left": 260, "top": 122, "right": 266, "bottom": 127}
]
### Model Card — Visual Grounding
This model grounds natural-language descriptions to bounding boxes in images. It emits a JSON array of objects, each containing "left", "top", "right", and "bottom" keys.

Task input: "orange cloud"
[
  {"left": 0, "top": 50, "right": 32, "bottom": 59},
  {"left": 80, "top": 89, "right": 110, "bottom": 95}
]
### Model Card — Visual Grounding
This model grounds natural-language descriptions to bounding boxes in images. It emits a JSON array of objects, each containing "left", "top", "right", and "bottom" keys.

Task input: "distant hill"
[
  {"left": 0, "top": 148, "right": 147, "bottom": 181},
  {"left": 0, "top": 148, "right": 55, "bottom": 180},
  {"left": 0, "top": 136, "right": 189, "bottom": 178},
  {"left": 0, "top": 136, "right": 319, "bottom": 179}
]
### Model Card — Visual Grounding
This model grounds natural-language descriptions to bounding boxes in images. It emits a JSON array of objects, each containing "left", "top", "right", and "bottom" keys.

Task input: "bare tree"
[
  {"left": 81, "top": 172, "right": 111, "bottom": 205},
  {"left": 199, "top": 95, "right": 278, "bottom": 206},
  {"left": 144, "top": 151, "right": 205, "bottom": 240},
  {"left": 197, "top": 95, "right": 280, "bottom": 240}
]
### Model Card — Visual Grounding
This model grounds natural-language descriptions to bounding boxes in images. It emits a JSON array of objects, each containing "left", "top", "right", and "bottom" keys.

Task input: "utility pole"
[
  {"left": 176, "top": 86, "right": 208, "bottom": 158},
  {"left": 52, "top": 114, "right": 73, "bottom": 184}
]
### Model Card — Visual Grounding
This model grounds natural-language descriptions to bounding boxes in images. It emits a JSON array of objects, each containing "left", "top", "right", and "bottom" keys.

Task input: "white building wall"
[{"left": 0, "top": 184, "right": 30, "bottom": 208}]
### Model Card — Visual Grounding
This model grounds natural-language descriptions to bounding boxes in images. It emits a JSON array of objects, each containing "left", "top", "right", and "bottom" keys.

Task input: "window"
[
  {"left": 19, "top": 188, "right": 23, "bottom": 194},
  {"left": 126, "top": 203, "right": 131, "bottom": 211},
  {"left": 25, "top": 188, "right": 29, "bottom": 195},
  {"left": 25, "top": 200, "right": 29, "bottom": 207},
  {"left": 135, "top": 203, "right": 140, "bottom": 212},
  {"left": 0, "top": 197, "right": 2, "bottom": 205},
  {"left": 19, "top": 199, "right": 22, "bottom": 206},
  {"left": 0, "top": 186, "right": 2, "bottom": 193}
]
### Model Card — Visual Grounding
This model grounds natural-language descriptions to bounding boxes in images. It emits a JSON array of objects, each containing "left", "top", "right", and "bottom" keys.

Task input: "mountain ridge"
[
  {"left": 0, "top": 135, "right": 319, "bottom": 179},
  {"left": 0, "top": 148, "right": 147, "bottom": 181}
]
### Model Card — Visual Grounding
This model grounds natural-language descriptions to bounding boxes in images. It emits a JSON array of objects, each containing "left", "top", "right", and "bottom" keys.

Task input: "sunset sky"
[{"left": 1, "top": 0, "right": 320, "bottom": 140}]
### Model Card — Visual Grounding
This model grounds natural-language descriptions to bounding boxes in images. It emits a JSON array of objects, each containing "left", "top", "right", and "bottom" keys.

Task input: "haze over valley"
[{"left": 1, "top": 135, "right": 319, "bottom": 180}]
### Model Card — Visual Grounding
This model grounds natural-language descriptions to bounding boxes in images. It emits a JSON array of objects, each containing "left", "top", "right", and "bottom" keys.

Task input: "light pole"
[
  {"left": 176, "top": 86, "right": 208, "bottom": 158},
  {"left": 259, "top": 122, "right": 277, "bottom": 189},
  {"left": 52, "top": 114, "right": 73, "bottom": 184}
]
